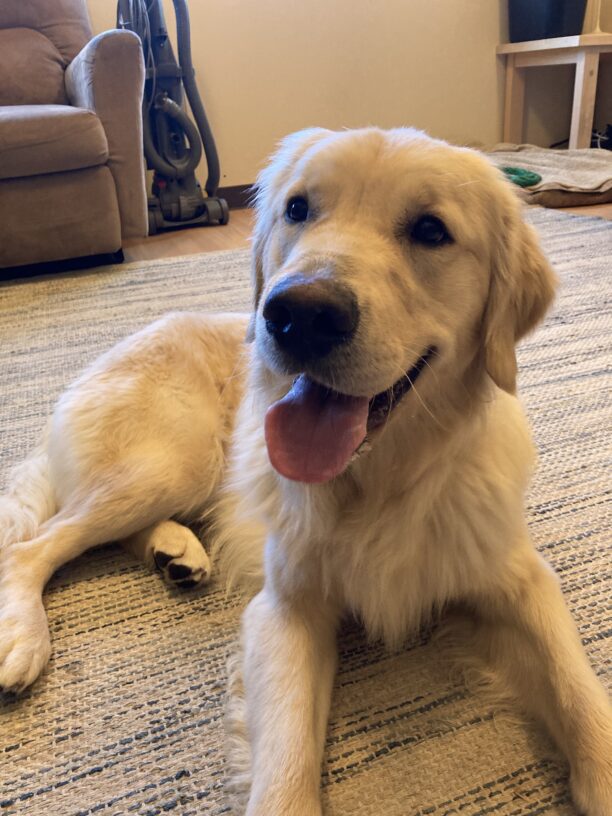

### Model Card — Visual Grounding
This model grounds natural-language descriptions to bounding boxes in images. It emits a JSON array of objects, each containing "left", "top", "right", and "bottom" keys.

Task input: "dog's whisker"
[
  {"left": 380, "top": 386, "right": 396, "bottom": 434},
  {"left": 398, "top": 343, "right": 439, "bottom": 381},
  {"left": 419, "top": 353, "right": 441, "bottom": 388},
  {"left": 403, "top": 374, "right": 448, "bottom": 432}
]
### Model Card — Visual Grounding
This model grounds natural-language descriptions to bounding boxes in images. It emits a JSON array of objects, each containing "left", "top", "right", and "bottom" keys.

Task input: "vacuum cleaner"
[{"left": 117, "top": 0, "right": 229, "bottom": 234}]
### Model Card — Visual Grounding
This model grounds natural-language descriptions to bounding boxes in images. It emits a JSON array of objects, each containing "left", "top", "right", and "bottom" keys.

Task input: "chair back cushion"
[
  {"left": 0, "top": 0, "right": 93, "bottom": 105},
  {"left": 0, "top": 0, "right": 92, "bottom": 62},
  {"left": 0, "top": 29, "right": 69, "bottom": 105}
]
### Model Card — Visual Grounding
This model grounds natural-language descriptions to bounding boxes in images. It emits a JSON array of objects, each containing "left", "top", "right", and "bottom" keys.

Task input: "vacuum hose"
[
  {"left": 142, "top": 95, "right": 202, "bottom": 179},
  {"left": 173, "top": 0, "right": 221, "bottom": 197}
]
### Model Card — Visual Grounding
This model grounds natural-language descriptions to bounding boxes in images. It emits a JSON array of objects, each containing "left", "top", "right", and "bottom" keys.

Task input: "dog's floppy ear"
[
  {"left": 483, "top": 203, "right": 557, "bottom": 393},
  {"left": 246, "top": 128, "right": 331, "bottom": 342}
]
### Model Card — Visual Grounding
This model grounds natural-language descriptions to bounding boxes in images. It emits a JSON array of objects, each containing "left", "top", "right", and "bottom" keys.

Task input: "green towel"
[{"left": 501, "top": 166, "right": 543, "bottom": 188}]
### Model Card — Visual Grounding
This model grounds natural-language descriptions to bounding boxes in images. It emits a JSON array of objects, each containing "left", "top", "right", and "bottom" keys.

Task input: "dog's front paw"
[
  {"left": 0, "top": 598, "right": 50, "bottom": 693},
  {"left": 151, "top": 521, "right": 211, "bottom": 590}
]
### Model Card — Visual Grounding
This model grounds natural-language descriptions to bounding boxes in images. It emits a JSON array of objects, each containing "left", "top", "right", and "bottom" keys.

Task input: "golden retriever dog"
[{"left": 0, "top": 128, "right": 610, "bottom": 816}]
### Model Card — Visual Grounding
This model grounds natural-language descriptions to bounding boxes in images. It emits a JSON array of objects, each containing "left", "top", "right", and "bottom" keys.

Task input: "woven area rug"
[{"left": 0, "top": 209, "right": 610, "bottom": 816}]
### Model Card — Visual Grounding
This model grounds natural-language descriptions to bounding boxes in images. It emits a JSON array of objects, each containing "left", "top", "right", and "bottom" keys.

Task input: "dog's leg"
[
  {"left": 472, "top": 544, "right": 612, "bottom": 816},
  {"left": 0, "top": 510, "right": 103, "bottom": 692},
  {"left": 0, "top": 482, "right": 186, "bottom": 692},
  {"left": 241, "top": 587, "right": 337, "bottom": 816},
  {"left": 124, "top": 520, "right": 211, "bottom": 589}
]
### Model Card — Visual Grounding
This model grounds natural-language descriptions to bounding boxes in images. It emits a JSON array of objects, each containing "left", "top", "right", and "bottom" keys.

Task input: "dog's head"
[{"left": 249, "top": 128, "right": 556, "bottom": 483}]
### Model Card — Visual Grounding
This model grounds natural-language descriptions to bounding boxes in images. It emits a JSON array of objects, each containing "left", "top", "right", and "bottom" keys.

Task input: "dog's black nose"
[{"left": 263, "top": 275, "right": 359, "bottom": 361}]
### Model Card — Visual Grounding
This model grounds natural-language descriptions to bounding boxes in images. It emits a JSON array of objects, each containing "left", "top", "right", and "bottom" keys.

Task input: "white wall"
[
  {"left": 88, "top": 1, "right": 509, "bottom": 186},
  {"left": 87, "top": 1, "right": 611, "bottom": 187}
]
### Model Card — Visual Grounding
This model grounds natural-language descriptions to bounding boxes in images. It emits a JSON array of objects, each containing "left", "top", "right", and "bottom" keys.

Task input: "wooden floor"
[
  {"left": 123, "top": 209, "right": 254, "bottom": 262},
  {"left": 560, "top": 202, "right": 612, "bottom": 220},
  {"left": 123, "top": 204, "right": 611, "bottom": 263}
]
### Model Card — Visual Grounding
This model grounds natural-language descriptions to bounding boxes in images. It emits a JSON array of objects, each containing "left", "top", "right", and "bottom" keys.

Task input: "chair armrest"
[{"left": 66, "top": 30, "right": 148, "bottom": 239}]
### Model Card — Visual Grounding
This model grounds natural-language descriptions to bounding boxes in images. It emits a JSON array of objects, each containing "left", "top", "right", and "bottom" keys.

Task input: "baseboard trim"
[
  {"left": 0, "top": 250, "right": 124, "bottom": 281},
  {"left": 218, "top": 184, "right": 255, "bottom": 210}
]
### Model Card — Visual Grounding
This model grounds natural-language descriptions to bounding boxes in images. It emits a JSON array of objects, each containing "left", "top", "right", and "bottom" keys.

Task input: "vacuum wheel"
[{"left": 205, "top": 197, "right": 230, "bottom": 225}]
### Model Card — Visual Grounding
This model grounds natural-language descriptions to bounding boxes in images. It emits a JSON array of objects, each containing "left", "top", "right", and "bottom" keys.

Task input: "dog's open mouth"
[{"left": 265, "top": 347, "right": 436, "bottom": 484}]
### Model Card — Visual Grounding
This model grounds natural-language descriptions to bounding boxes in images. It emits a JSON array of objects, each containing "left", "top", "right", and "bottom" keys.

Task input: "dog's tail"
[{"left": 0, "top": 431, "right": 55, "bottom": 551}]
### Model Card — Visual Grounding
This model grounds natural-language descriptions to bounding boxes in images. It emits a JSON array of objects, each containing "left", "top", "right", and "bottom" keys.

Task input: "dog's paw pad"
[
  {"left": 157, "top": 557, "right": 209, "bottom": 590},
  {"left": 153, "top": 551, "right": 173, "bottom": 570},
  {"left": 174, "top": 578, "right": 200, "bottom": 591},
  {"left": 149, "top": 522, "right": 211, "bottom": 590},
  {"left": 167, "top": 563, "right": 193, "bottom": 581},
  {"left": 154, "top": 548, "right": 210, "bottom": 589}
]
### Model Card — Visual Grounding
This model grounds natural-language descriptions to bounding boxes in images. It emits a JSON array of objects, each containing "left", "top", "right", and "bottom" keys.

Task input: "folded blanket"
[{"left": 488, "top": 143, "right": 612, "bottom": 207}]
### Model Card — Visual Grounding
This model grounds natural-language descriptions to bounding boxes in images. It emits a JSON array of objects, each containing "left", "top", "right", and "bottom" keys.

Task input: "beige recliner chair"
[{"left": 0, "top": 0, "right": 148, "bottom": 270}]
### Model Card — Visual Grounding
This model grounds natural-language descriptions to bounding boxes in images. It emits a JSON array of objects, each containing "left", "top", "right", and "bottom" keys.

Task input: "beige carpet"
[{"left": 0, "top": 209, "right": 610, "bottom": 815}]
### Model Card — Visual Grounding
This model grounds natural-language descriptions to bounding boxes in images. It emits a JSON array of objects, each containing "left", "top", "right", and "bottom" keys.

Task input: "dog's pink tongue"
[{"left": 265, "top": 375, "right": 369, "bottom": 483}]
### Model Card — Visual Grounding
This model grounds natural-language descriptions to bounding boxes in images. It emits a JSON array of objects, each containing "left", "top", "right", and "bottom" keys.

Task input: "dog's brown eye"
[
  {"left": 411, "top": 215, "right": 452, "bottom": 246},
  {"left": 285, "top": 196, "right": 309, "bottom": 223}
]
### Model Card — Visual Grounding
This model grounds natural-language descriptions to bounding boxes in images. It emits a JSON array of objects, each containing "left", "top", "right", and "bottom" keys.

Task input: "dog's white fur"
[{"left": 0, "top": 128, "right": 610, "bottom": 816}]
